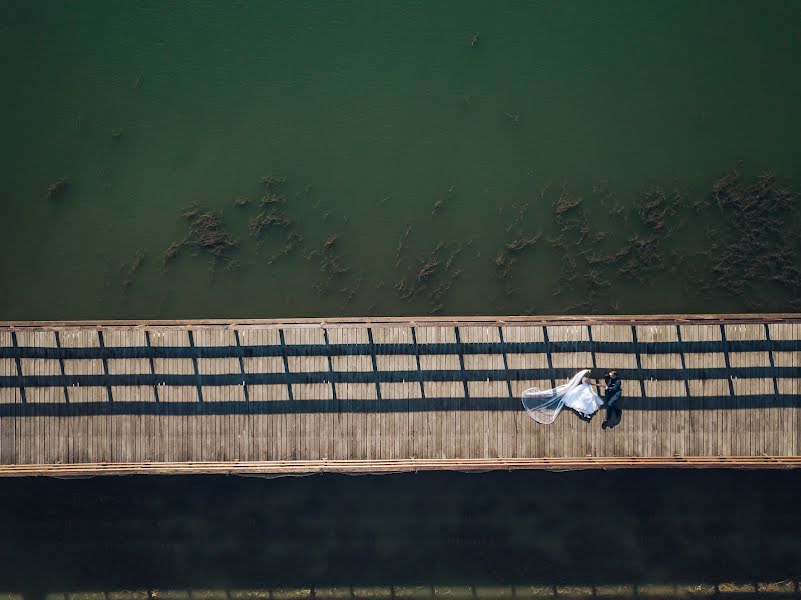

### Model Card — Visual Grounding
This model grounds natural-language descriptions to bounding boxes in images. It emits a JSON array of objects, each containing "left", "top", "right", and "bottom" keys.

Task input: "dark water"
[
  {"left": 1, "top": 471, "right": 800, "bottom": 593},
  {"left": 1, "top": 1, "right": 801, "bottom": 320}
]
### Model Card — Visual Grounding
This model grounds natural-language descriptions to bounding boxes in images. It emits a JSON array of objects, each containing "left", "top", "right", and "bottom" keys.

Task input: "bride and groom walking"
[{"left": 522, "top": 369, "right": 623, "bottom": 429}]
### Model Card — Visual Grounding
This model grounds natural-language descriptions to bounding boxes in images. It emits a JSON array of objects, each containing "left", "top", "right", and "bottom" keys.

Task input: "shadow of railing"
[{"left": 0, "top": 394, "right": 798, "bottom": 417}]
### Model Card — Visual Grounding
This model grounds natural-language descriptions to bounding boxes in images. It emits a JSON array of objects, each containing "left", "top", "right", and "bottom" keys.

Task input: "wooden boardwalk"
[
  {"left": 33, "top": 581, "right": 801, "bottom": 599},
  {"left": 0, "top": 314, "right": 799, "bottom": 476}
]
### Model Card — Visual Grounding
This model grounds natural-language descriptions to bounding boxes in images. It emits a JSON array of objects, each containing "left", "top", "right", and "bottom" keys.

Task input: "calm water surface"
[
  {"left": 1, "top": 470, "right": 800, "bottom": 593},
  {"left": 1, "top": 1, "right": 800, "bottom": 319}
]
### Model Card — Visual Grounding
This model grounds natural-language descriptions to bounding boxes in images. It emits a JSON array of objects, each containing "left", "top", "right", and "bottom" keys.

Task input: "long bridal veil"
[{"left": 521, "top": 369, "right": 590, "bottom": 424}]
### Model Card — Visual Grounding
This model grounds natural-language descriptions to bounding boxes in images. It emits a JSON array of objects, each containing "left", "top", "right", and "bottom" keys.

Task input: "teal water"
[{"left": 1, "top": 0, "right": 800, "bottom": 319}]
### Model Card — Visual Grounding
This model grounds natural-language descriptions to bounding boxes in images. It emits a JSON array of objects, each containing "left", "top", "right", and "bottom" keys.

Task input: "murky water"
[
  {"left": 1, "top": 470, "right": 800, "bottom": 593},
  {"left": 1, "top": 0, "right": 800, "bottom": 320}
]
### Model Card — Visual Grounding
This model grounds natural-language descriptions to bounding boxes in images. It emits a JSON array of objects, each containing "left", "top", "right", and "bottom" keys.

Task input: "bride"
[{"left": 522, "top": 369, "right": 604, "bottom": 424}]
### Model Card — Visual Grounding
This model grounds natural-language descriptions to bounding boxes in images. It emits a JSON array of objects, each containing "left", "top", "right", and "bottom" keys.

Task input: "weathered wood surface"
[
  {"left": 0, "top": 315, "right": 799, "bottom": 475},
  {"left": 34, "top": 580, "right": 801, "bottom": 599}
]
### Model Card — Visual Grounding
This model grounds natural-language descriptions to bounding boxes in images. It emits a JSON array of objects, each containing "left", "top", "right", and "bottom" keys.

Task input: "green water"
[{"left": 1, "top": 0, "right": 800, "bottom": 320}]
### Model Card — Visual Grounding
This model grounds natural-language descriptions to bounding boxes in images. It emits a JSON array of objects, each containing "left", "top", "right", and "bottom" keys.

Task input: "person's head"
[{"left": 609, "top": 370, "right": 618, "bottom": 379}]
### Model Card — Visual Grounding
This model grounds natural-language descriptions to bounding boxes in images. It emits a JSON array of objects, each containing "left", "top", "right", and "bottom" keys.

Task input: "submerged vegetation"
[
  {"left": 44, "top": 164, "right": 801, "bottom": 316},
  {"left": 698, "top": 171, "right": 801, "bottom": 306},
  {"left": 162, "top": 204, "right": 239, "bottom": 270},
  {"left": 47, "top": 178, "right": 69, "bottom": 200}
]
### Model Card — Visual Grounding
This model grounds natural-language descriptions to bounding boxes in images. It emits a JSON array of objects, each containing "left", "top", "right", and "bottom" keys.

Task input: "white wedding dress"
[{"left": 521, "top": 369, "right": 604, "bottom": 424}]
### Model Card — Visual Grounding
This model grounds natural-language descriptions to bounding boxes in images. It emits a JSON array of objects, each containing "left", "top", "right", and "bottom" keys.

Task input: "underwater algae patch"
[{"left": 43, "top": 161, "right": 801, "bottom": 317}]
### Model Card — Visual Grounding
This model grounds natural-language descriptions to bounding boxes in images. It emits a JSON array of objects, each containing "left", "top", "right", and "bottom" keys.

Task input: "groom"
[{"left": 601, "top": 370, "right": 623, "bottom": 430}]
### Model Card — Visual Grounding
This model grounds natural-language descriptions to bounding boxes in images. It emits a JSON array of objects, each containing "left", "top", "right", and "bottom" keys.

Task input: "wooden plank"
[
  {"left": 332, "top": 331, "right": 375, "bottom": 460},
  {"left": 591, "top": 324, "right": 627, "bottom": 458},
  {"left": 66, "top": 386, "right": 108, "bottom": 463},
  {"left": 303, "top": 373, "right": 332, "bottom": 456},
  {"left": 185, "top": 330, "right": 209, "bottom": 462},
  {"left": 247, "top": 327, "right": 283, "bottom": 462},
  {"left": 789, "top": 324, "right": 801, "bottom": 457},
  {"left": 367, "top": 329, "right": 393, "bottom": 460},
  {"left": 496, "top": 327, "right": 519, "bottom": 458},
  {"left": 233, "top": 330, "right": 253, "bottom": 462},
  {"left": 275, "top": 329, "right": 296, "bottom": 460},
  {"left": 156, "top": 342, "right": 194, "bottom": 461},
  {"left": 680, "top": 325, "right": 722, "bottom": 457},
  {"left": 320, "top": 328, "right": 333, "bottom": 461},
  {"left": 0, "top": 333, "right": 18, "bottom": 467},
  {"left": 240, "top": 319, "right": 281, "bottom": 466},
  {"left": 764, "top": 324, "right": 785, "bottom": 456},
  {"left": 381, "top": 381, "right": 419, "bottom": 457},
  {"left": 251, "top": 383, "right": 287, "bottom": 461},
  {"left": 151, "top": 328, "right": 193, "bottom": 462},
  {"left": 419, "top": 360, "right": 458, "bottom": 459},
  {"left": 330, "top": 327, "right": 370, "bottom": 460},
  {"left": 59, "top": 329, "right": 98, "bottom": 458},
  {"left": 594, "top": 325, "right": 633, "bottom": 458},
  {"left": 63, "top": 350, "right": 103, "bottom": 462},
  {"left": 477, "top": 326, "right": 506, "bottom": 459},
  {"left": 462, "top": 327, "right": 493, "bottom": 460},
  {"left": 417, "top": 326, "right": 454, "bottom": 460},
  {"left": 112, "top": 385, "right": 155, "bottom": 462},
  {"left": 636, "top": 324, "right": 679, "bottom": 457},
  {"left": 106, "top": 352, "right": 155, "bottom": 463},
  {"left": 15, "top": 330, "right": 58, "bottom": 348},
  {"left": 145, "top": 330, "right": 161, "bottom": 461},
  {"left": 442, "top": 326, "right": 460, "bottom": 460},
  {"left": 673, "top": 325, "right": 689, "bottom": 458},
  {"left": 373, "top": 328, "right": 393, "bottom": 462},
  {"left": 726, "top": 323, "right": 770, "bottom": 457},
  {"left": 204, "top": 388, "right": 246, "bottom": 460},
  {"left": 285, "top": 327, "right": 325, "bottom": 461},
  {"left": 382, "top": 328, "right": 409, "bottom": 460},
  {"left": 372, "top": 327, "right": 416, "bottom": 461},
  {"left": 462, "top": 326, "right": 478, "bottom": 461},
  {"left": 512, "top": 377, "right": 552, "bottom": 459},
  {"left": 197, "top": 340, "right": 242, "bottom": 463},
  {"left": 464, "top": 347, "right": 507, "bottom": 459},
  {"left": 0, "top": 355, "right": 20, "bottom": 465},
  {"left": 150, "top": 328, "right": 194, "bottom": 462},
  {"left": 16, "top": 331, "right": 52, "bottom": 465},
  {"left": 505, "top": 352, "right": 550, "bottom": 369},
  {"left": 7, "top": 455, "right": 801, "bottom": 476},
  {"left": 503, "top": 325, "right": 547, "bottom": 459},
  {"left": 96, "top": 331, "right": 122, "bottom": 462},
  {"left": 148, "top": 328, "right": 192, "bottom": 347},
  {"left": 773, "top": 344, "right": 800, "bottom": 456},
  {"left": 546, "top": 326, "right": 576, "bottom": 458}
]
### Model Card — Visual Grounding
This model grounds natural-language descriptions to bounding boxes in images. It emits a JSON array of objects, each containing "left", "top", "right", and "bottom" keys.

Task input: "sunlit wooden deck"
[{"left": 0, "top": 314, "right": 799, "bottom": 476}]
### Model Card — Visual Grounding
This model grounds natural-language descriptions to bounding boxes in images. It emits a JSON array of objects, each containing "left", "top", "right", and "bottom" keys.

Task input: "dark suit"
[{"left": 603, "top": 375, "right": 623, "bottom": 429}]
